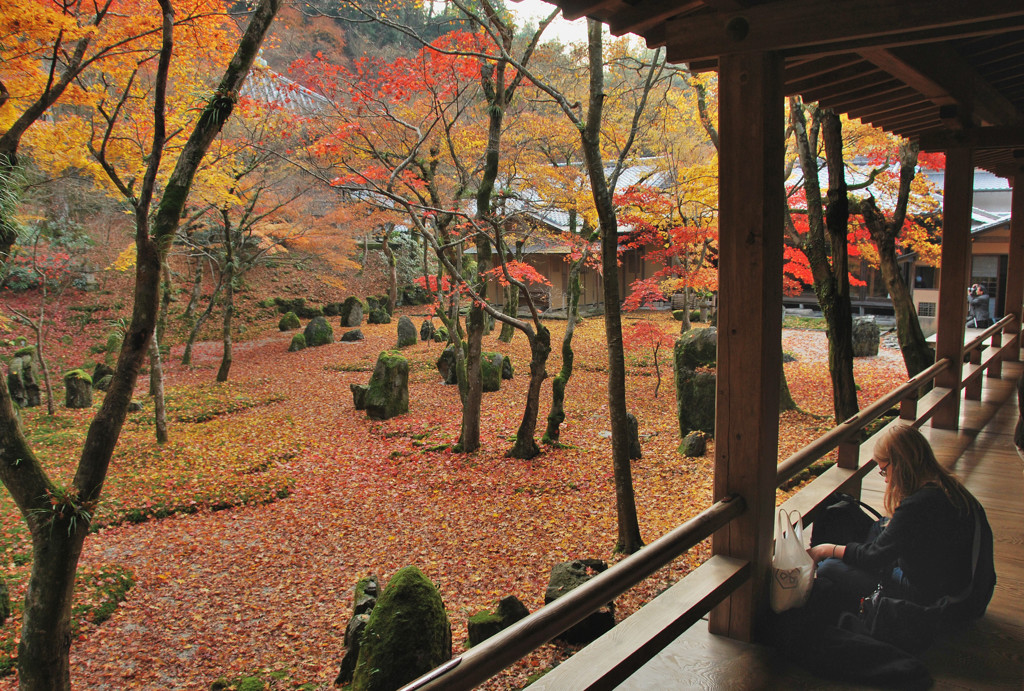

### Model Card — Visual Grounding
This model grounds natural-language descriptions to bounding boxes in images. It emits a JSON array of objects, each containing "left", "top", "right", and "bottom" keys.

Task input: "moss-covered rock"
[
  {"left": 340, "top": 297, "right": 365, "bottom": 327},
  {"left": 397, "top": 316, "right": 417, "bottom": 349},
  {"left": 675, "top": 327, "right": 717, "bottom": 369},
  {"left": 352, "top": 566, "right": 451, "bottom": 691},
  {"left": 467, "top": 595, "right": 529, "bottom": 647},
  {"left": 304, "top": 316, "right": 334, "bottom": 347},
  {"left": 367, "top": 306, "right": 391, "bottom": 325},
  {"left": 13, "top": 345, "right": 36, "bottom": 359},
  {"left": 358, "top": 352, "right": 409, "bottom": 420},
  {"left": 674, "top": 365, "right": 716, "bottom": 438},
  {"left": 278, "top": 311, "right": 301, "bottom": 331},
  {"left": 671, "top": 309, "right": 686, "bottom": 321},
  {"left": 481, "top": 352, "right": 502, "bottom": 392},
  {"left": 63, "top": 369, "right": 93, "bottom": 409},
  {"left": 288, "top": 333, "right": 307, "bottom": 352},
  {"left": 432, "top": 326, "right": 448, "bottom": 343}
]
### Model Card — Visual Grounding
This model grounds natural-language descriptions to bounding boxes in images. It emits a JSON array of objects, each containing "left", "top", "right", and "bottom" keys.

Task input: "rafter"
[{"left": 662, "top": 0, "right": 1024, "bottom": 64}]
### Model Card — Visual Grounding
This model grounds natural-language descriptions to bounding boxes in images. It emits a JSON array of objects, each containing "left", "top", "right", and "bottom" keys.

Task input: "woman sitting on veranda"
[{"left": 808, "top": 425, "right": 995, "bottom": 619}]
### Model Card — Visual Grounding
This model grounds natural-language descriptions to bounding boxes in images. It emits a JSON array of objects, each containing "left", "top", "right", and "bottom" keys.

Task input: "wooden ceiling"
[{"left": 544, "top": 0, "right": 1024, "bottom": 179}]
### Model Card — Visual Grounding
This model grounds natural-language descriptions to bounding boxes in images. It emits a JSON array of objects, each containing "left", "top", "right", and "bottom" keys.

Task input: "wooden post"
[
  {"left": 1006, "top": 180, "right": 1024, "bottom": 363},
  {"left": 933, "top": 147, "right": 974, "bottom": 429},
  {"left": 709, "top": 51, "right": 784, "bottom": 642}
]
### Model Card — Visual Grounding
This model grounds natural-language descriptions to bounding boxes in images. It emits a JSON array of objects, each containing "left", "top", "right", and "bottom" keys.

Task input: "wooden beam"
[
  {"left": 663, "top": 0, "right": 1024, "bottom": 64},
  {"left": 554, "top": 0, "right": 619, "bottom": 22},
  {"left": 918, "top": 125, "right": 1024, "bottom": 152},
  {"left": 608, "top": 0, "right": 704, "bottom": 38},
  {"left": 710, "top": 51, "right": 784, "bottom": 642},
  {"left": 861, "top": 45, "right": 1023, "bottom": 126},
  {"left": 1005, "top": 181, "right": 1024, "bottom": 361},
  {"left": 933, "top": 146, "right": 974, "bottom": 430}
]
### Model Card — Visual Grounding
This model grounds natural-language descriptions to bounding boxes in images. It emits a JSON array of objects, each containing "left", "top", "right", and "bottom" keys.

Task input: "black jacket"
[{"left": 843, "top": 484, "right": 994, "bottom": 612}]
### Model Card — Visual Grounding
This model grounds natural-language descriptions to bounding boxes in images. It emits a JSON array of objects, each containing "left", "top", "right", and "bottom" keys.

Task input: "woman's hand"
[{"left": 808, "top": 543, "right": 844, "bottom": 562}]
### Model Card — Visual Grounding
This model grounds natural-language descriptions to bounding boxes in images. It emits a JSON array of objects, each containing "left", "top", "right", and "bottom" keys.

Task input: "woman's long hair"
[{"left": 874, "top": 425, "right": 973, "bottom": 515}]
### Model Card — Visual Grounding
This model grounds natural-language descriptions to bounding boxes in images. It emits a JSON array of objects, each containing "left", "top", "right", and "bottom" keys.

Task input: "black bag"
[{"left": 810, "top": 492, "right": 884, "bottom": 547}]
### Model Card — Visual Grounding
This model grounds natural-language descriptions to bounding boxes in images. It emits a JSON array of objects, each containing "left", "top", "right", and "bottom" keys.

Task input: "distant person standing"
[{"left": 967, "top": 284, "right": 992, "bottom": 328}]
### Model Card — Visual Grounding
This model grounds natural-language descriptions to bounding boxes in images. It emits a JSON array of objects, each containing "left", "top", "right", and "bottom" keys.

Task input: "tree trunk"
[
  {"left": 853, "top": 143, "right": 933, "bottom": 378},
  {"left": 150, "top": 259, "right": 172, "bottom": 397},
  {"left": 216, "top": 280, "right": 233, "bottom": 382},
  {"left": 216, "top": 214, "right": 235, "bottom": 383},
  {"left": 0, "top": 3, "right": 281, "bottom": 686},
  {"left": 791, "top": 103, "right": 859, "bottom": 422},
  {"left": 183, "top": 256, "right": 204, "bottom": 321},
  {"left": 460, "top": 305, "right": 483, "bottom": 452},
  {"left": 498, "top": 283, "right": 519, "bottom": 342},
  {"left": 509, "top": 326, "right": 550, "bottom": 459},
  {"left": 544, "top": 254, "right": 584, "bottom": 444},
  {"left": 150, "top": 336, "right": 168, "bottom": 443},
  {"left": 381, "top": 224, "right": 398, "bottom": 313},
  {"left": 181, "top": 279, "right": 223, "bottom": 366},
  {"left": 582, "top": 20, "right": 643, "bottom": 554}
]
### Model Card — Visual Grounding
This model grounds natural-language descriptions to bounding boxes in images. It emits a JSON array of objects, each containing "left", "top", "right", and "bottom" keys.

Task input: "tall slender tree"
[{"left": 0, "top": 1, "right": 280, "bottom": 686}]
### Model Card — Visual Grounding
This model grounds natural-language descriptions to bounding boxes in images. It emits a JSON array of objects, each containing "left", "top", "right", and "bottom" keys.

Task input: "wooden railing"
[{"left": 401, "top": 315, "right": 1019, "bottom": 691}]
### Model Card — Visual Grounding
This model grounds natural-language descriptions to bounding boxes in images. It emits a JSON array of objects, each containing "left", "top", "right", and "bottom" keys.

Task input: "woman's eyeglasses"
[{"left": 876, "top": 460, "right": 890, "bottom": 477}]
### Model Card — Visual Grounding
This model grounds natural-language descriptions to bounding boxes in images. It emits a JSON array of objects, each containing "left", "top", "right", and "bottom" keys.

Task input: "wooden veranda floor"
[{"left": 612, "top": 362, "right": 1024, "bottom": 690}]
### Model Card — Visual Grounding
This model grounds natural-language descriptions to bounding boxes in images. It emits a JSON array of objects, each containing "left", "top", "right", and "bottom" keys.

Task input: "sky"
[{"left": 507, "top": 0, "right": 590, "bottom": 46}]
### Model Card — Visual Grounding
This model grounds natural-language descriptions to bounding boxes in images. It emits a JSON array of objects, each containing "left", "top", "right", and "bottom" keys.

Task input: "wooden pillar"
[
  {"left": 709, "top": 51, "right": 784, "bottom": 642},
  {"left": 1005, "top": 179, "right": 1024, "bottom": 362},
  {"left": 933, "top": 147, "right": 974, "bottom": 429}
]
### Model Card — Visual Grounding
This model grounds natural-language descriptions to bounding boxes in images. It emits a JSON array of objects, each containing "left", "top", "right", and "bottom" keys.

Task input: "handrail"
[
  {"left": 400, "top": 315, "right": 1020, "bottom": 691},
  {"left": 775, "top": 357, "right": 951, "bottom": 486},
  {"left": 964, "top": 313, "right": 1014, "bottom": 353},
  {"left": 400, "top": 495, "right": 747, "bottom": 691}
]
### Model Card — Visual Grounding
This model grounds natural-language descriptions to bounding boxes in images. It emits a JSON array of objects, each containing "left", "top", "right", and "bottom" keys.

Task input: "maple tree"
[
  {"left": 0, "top": 0, "right": 281, "bottom": 686},
  {"left": 787, "top": 101, "right": 860, "bottom": 423},
  {"left": 623, "top": 320, "right": 674, "bottom": 398},
  {"left": 849, "top": 140, "right": 943, "bottom": 377}
]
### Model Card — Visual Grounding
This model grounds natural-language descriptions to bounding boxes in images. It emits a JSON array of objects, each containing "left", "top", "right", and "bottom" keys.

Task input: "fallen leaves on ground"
[{"left": 0, "top": 311, "right": 910, "bottom": 689}]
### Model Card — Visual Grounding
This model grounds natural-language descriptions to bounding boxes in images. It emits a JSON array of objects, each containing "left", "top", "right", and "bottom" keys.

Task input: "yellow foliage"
[{"left": 108, "top": 244, "right": 137, "bottom": 273}]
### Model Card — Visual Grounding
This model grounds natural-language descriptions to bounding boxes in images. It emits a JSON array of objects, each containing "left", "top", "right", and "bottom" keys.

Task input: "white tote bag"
[{"left": 770, "top": 508, "right": 815, "bottom": 613}]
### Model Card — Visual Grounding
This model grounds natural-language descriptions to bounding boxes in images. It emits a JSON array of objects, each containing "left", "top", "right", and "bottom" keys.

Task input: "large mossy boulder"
[
  {"left": 544, "top": 560, "right": 614, "bottom": 644},
  {"left": 63, "top": 369, "right": 93, "bottom": 409},
  {"left": 278, "top": 311, "right": 301, "bottom": 331},
  {"left": 340, "top": 297, "right": 365, "bottom": 328},
  {"left": 352, "top": 352, "right": 409, "bottom": 420},
  {"left": 366, "top": 295, "right": 392, "bottom": 324},
  {"left": 304, "top": 316, "right": 334, "bottom": 347},
  {"left": 351, "top": 566, "right": 451, "bottom": 691},
  {"left": 674, "top": 327, "right": 717, "bottom": 438},
  {"left": 397, "top": 316, "right": 417, "bottom": 349},
  {"left": 852, "top": 316, "right": 880, "bottom": 357}
]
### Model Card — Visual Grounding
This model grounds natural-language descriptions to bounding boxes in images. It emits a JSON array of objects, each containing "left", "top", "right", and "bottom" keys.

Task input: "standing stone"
[
  {"left": 852, "top": 317, "right": 880, "bottom": 357},
  {"left": 336, "top": 575, "right": 380, "bottom": 686},
  {"left": 304, "top": 316, "right": 334, "bottom": 347},
  {"left": 544, "top": 560, "right": 614, "bottom": 644},
  {"left": 352, "top": 352, "right": 409, "bottom": 420},
  {"left": 351, "top": 566, "right": 452, "bottom": 691},
  {"left": 501, "top": 355, "right": 514, "bottom": 380},
  {"left": 674, "top": 327, "right": 717, "bottom": 438},
  {"left": 436, "top": 346, "right": 459, "bottom": 385},
  {"left": 481, "top": 352, "right": 502, "bottom": 392},
  {"left": 340, "top": 297, "right": 365, "bottom": 327},
  {"left": 8, "top": 348, "right": 41, "bottom": 408},
  {"left": 397, "top": 316, "right": 417, "bottom": 349},
  {"left": 63, "top": 370, "right": 93, "bottom": 409},
  {"left": 420, "top": 320, "right": 435, "bottom": 342}
]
